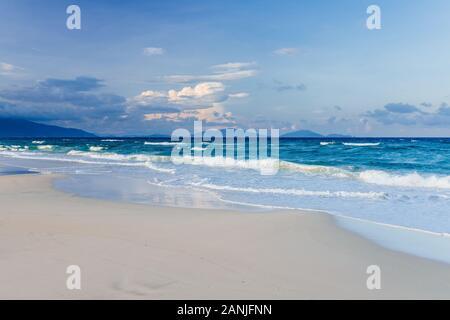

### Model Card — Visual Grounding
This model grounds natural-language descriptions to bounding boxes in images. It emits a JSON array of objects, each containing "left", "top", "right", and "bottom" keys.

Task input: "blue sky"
[{"left": 1, "top": 0, "right": 450, "bottom": 136}]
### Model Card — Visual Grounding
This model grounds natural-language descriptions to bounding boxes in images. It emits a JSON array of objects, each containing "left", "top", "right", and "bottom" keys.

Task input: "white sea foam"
[
  {"left": 32, "top": 140, "right": 45, "bottom": 144},
  {"left": 67, "top": 150, "right": 171, "bottom": 163},
  {"left": 0, "top": 149, "right": 174, "bottom": 174},
  {"left": 279, "top": 161, "right": 351, "bottom": 178},
  {"left": 144, "top": 141, "right": 179, "bottom": 146},
  {"left": 101, "top": 139, "right": 123, "bottom": 142},
  {"left": 3, "top": 146, "right": 450, "bottom": 190},
  {"left": 144, "top": 162, "right": 176, "bottom": 174},
  {"left": 190, "top": 182, "right": 387, "bottom": 200},
  {"left": 273, "top": 160, "right": 450, "bottom": 190},
  {"left": 1, "top": 145, "right": 29, "bottom": 151},
  {"left": 67, "top": 151, "right": 174, "bottom": 173},
  {"left": 173, "top": 155, "right": 279, "bottom": 175},
  {"left": 320, "top": 141, "right": 335, "bottom": 146},
  {"left": 89, "top": 146, "right": 104, "bottom": 152},
  {"left": 343, "top": 142, "right": 380, "bottom": 146},
  {"left": 357, "top": 170, "right": 450, "bottom": 189},
  {"left": 37, "top": 145, "right": 53, "bottom": 151},
  {"left": 280, "top": 162, "right": 450, "bottom": 189}
]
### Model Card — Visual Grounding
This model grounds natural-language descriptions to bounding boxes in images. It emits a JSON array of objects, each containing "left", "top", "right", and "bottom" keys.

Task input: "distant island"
[
  {"left": 0, "top": 118, "right": 96, "bottom": 138},
  {"left": 281, "top": 130, "right": 352, "bottom": 138}
]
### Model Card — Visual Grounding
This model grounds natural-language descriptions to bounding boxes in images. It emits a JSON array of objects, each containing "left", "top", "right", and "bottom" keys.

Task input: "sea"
[{"left": 1, "top": 137, "right": 450, "bottom": 263}]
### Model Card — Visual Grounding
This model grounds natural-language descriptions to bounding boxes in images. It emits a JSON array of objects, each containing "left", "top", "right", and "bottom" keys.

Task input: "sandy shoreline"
[{"left": 0, "top": 173, "right": 450, "bottom": 299}]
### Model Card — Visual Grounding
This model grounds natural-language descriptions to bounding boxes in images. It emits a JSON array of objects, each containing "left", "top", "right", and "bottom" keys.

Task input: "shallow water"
[{"left": 0, "top": 165, "right": 35, "bottom": 176}]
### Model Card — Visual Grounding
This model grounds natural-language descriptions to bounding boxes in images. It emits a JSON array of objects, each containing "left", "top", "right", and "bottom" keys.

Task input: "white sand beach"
[{"left": 0, "top": 173, "right": 450, "bottom": 299}]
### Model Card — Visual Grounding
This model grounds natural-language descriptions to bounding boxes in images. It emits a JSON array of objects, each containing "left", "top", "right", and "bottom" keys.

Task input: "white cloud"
[
  {"left": 137, "top": 90, "right": 166, "bottom": 99},
  {"left": 228, "top": 92, "right": 249, "bottom": 98},
  {"left": 127, "top": 90, "right": 165, "bottom": 108},
  {"left": 274, "top": 48, "right": 298, "bottom": 56},
  {"left": 165, "top": 70, "right": 256, "bottom": 83},
  {"left": 143, "top": 47, "right": 165, "bottom": 56},
  {"left": 129, "top": 82, "right": 227, "bottom": 111},
  {"left": 164, "top": 62, "right": 257, "bottom": 83},
  {"left": 167, "top": 82, "right": 224, "bottom": 102},
  {"left": 0, "top": 62, "right": 15, "bottom": 72},
  {"left": 0, "top": 62, "right": 23, "bottom": 75},
  {"left": 130, "top": 70, "right": 251, "bottom": 126},
  {"left": 144, "top": 103, "right": 234, "bottom": 124},
  {"left": 211, "top": 62, "right": 256, "bottom": 72}
]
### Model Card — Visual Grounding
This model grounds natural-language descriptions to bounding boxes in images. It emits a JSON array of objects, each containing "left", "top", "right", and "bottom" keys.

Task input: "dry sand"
[{"left": 0, "top": 174, "right": 450, "bottom": 299}]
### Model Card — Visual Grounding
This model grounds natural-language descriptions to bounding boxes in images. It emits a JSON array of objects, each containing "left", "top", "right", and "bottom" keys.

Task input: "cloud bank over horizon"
[{"left": 1, "top": 74, "right": 450, "bottom": 136}]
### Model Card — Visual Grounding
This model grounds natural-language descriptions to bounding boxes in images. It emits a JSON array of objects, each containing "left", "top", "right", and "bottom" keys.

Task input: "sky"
[{"left": 1, "top": 0, "right": 450, "bottom": 136}]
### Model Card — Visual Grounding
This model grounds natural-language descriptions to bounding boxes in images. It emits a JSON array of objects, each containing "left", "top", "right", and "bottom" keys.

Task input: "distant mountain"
[
  {"left": 0, "top": 118, "right": 96, "bottom": 138},
  {"left": 281, "top": 130, "right": 323, "bottom": 138}
]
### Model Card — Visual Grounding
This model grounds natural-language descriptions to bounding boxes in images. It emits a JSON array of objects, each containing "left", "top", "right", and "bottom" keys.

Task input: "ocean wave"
[
  {"left": 0, "top": 149, "right": 175, "bottom": 174},
  {"left": 144, "top": 141, "right": 179, "bottom": 146},
  {"left": 357, "top": 170, "right": 450, "bottom": 189},
  {"left": 273, "top": 160, "right": 450, "bottom": 189},
  {"left": 67, "top": 151, "right": 174, "bottom": 173},
  {"left": 67, "top": 150, "right": 175, "bottom": 173},
  {"left": 343, "top": 142, "right": 380, "bottom": 147},
  {"left": 143, "top": 162, "right": 176, "bottom": 174},
  {"left": 66, "top": 152, "right": 279, "bottom": 174},
  {"left": 190, "top": 182, "right": 387, "bottom": 200},
  {"left": 0, "top": 145, "right": 29, "bottom": 151},
  {"left": 279, "top": 160, "right": 450, "bottom": 189},
  {"left": 37, "top": 145, "right": 53, "bottom": 151},
  {"left": 0, "top": 147, "right": 302, "bottom": 176},
  {"left": 101, "top": 139, "right": 124, "bottom": 142},
  {"left": 320, "top": 141, "right": 335, "bottom": 146},
  {"left": 89, "top": 146, "right": 104, "bottom": 152},
  {"left": 279, "top": 161, "right": 351, "bottom": 178},
  {"left": 173, "top": 155, "right": 280, "bottom": 174},
  {"left": 32, "top": 140, "right": 45, "bottom": 144},
  {"left": 172, "top": 155, "right": 353, "bottom": 177},
  {"left": 67, "top": 150, "right": 171, "bottom": 163},
  {"left": 3, "top": 147, "right": 450, "bottom": 190}
]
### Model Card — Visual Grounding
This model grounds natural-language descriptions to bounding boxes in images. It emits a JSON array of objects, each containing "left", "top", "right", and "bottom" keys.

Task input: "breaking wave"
[
  {"left": 144, "top": 141, "right": 179, "bottom": 146},
  {"left": 343, "top": 142, "right": 380, "bottom": 147},
  {"left": 1, "top": 146, "right": 450, "bottom": 189},
  {"left": 37, "top": 145, "right": 53, "bottom": 151},
  {"left": 89, "top": 146, "right": 104, "bottom": 152},
  {"left": 357, "top": 170, "right": 450, "bottom": 189}
]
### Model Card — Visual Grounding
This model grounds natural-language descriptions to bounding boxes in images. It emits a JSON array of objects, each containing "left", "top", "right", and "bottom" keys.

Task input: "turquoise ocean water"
[{"left": 1, "top": 137, "right": 450, "bottom": 262}]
